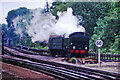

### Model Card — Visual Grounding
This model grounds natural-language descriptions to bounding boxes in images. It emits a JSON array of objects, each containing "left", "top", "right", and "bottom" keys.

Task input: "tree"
[
  {"left": 6, "top": 7, "right": 30, "bottom": 27},
  {"left": 50, "top": 2, "right": 69, "bottom": 19},
  {"left": 69, "top": 2, "right": 111, "bottom": 37},
  {"left": 90, "top": 2, "right": 120, "bottom": 54},
  {"left": 5, "top": 7, "right": 32, "bottom": 46}
]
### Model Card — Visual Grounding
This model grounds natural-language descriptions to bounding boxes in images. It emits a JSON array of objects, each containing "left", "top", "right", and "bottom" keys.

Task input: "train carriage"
[{"left": 49, "top": 37, "right": 66, "bottom": 57}]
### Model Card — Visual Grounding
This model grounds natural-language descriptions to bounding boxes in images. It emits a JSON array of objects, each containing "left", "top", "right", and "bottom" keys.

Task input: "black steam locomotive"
[{"left": 48, "top": 32, "right": 89, "bottom": 58}]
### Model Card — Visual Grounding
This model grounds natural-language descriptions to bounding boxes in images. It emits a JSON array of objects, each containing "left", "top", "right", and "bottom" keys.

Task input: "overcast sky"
[{"left": 0, "top": 0, "right": 53, "bottom": 24}]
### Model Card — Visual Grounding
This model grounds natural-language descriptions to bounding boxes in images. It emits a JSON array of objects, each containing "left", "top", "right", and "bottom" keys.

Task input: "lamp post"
[{"left": 2, "top": 30, "right": 4, "bottom": 55}]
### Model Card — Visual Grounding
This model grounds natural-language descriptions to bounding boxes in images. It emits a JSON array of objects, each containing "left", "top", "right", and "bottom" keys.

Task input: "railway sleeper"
[
  {"left": 29, "top": 62, "right": 100, "bottom": 80},
  {"left": 30, "top": 64, "right": 81, "bottom": 80},
  {"left": 54, "top": 63, "right": 120, "bottom": 79},
  {"left": 40, "top": 66, "right": 90, "bottom": 80},
  {"left": 3, "top": 50, "right": 120, "bottom": 80}
]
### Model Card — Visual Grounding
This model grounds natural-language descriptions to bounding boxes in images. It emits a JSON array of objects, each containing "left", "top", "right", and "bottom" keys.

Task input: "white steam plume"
[
  {"left": 26, "top": 8, "right": 56, "bottom": 42},
  {"left": 54, "top": 8, "right": 85, "bottom": 37},
  {"left": 24, "top": 7, "right": 85, "bottom": 42}
]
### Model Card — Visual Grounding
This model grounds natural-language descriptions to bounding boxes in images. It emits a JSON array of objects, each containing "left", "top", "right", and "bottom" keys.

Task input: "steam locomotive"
[{"left": 48, "top": 32, "right": 89, "bottom": 58}]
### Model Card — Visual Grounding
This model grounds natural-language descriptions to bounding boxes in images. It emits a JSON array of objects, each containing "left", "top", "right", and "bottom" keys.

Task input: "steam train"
[{"left": 48, "top": 32, "right": 89, "bottom": 58}]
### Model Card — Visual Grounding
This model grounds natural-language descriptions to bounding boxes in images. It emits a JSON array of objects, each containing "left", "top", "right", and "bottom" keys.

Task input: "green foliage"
[
  {"left": 90, "top": 2, "right": 120, "bottom": 54},
  {"left": 4, "top": 7, "right": 33, "bottom": 47},
  {"left": 69, "top": 57, "right": 76, "bottom": 63},
  {"left": 69, "top": 2, "right": 111, "bottom": 37},
  {"left": 2, "top": 24, "right": 16, "bottom": 39},
  {"left": 6, "top": 7, "right": 31, "bottom": 27},
  {"left": 101, "top": 48, "right": 107, "bottom": 54},
  {"left": 30, "top": 41, "right": 48, "bottom": 49},
  {"left": 50, "top": 2, "right": 69, "bottom": 19}
]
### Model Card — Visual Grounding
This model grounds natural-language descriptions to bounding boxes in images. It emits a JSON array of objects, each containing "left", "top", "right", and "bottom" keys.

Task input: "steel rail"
[
  {"left": 14, "top": 46, "right": 120, "bottom": 62},
  {"left": 3, "top": 48, "right": 120, "bottom": 80},
  {"left": 2, "top": 57, "right": 97, "bottom": 80},
  {"left": 3, "top": 50, "right": 101, "bottom": 80}
]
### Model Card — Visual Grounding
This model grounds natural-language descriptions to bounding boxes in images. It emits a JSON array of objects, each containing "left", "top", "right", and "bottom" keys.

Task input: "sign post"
[
  {"left": 95, "top": 37, "right": 103, "bottom": 67},
  {"left": 98, "top": 48, "right": 101, "bottom": 67}
]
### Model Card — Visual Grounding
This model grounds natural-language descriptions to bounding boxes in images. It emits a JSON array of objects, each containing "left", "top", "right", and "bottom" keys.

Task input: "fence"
[{"left": 89, "top": 53, "right": 120, "bottom": 62}]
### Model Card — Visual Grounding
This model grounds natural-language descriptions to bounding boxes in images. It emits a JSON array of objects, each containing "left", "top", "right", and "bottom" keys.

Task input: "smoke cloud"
[
  {"left": 54, "top": 8, "right": 85, "bottom": 37},
  {"left": 27, "top": 7, "right": 85, "bottom": 42},
  {"left": 12, "top": 7, "right": 85, "bottom": 42},
  {"left": 26, "top": 8, "right": 56, "bottom": 42}
]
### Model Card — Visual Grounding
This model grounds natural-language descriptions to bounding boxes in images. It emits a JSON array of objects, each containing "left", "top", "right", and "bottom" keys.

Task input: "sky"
[{"left": 0, "top": 0, "right": 53, "bottom": 24}]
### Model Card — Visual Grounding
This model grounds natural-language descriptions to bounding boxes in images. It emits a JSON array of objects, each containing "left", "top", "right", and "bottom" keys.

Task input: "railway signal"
[{"left": 95, "top": 37, "right": 103, "bottom": 67}]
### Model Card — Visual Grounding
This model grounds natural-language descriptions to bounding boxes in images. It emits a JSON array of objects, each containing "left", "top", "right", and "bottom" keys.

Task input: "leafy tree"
[
  {"left": 6, "top": 7, "right": 30, "bottom": 27},
  {"left": 5, "top": 7, "right": 33, "bottom": 46},
  {"left": 69, "top": 2, "right": 111, "bottom": 37},
  {"left": 50, "top": 2, "right": 69, "bottom": 19},
  {"left": 90, "top": 2, "right": 120, "bottom": 54},
  {"left": 1, "top": 24, "right": 17, "bottom": 45},
  {"left": 2, "top": 24, "right": 15, "bottom": 38}
]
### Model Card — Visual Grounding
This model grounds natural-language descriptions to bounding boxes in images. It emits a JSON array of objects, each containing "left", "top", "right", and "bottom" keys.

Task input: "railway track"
[
  {"left": 15, "top": 46, "right": 50, "bottom": 53},
  {"left": 8, "top": 46, "right": 50, "bottom": 57},
  {"left": 13, "top": 46, "right": 120, "bottom": 62},
  {"left": 2, "top": 48, "right": 120, "bottom": 80},
  {"left": 2, "top": 57, "right": 98, "bottom": 80}
]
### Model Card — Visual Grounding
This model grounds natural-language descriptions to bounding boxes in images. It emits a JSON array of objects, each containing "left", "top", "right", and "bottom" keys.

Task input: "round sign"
[{"left": 95, "top": 39, "right": 103, "bottom": 48}]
